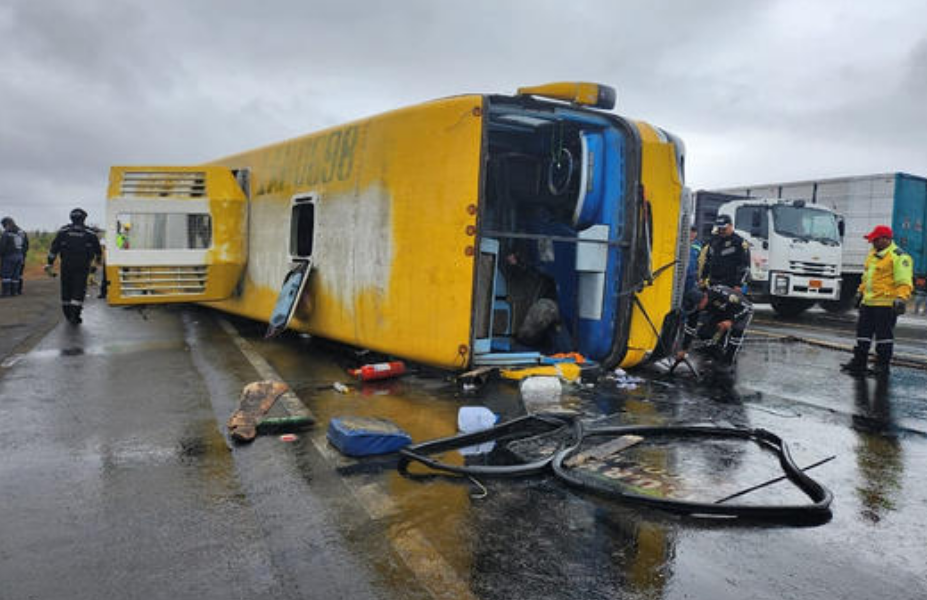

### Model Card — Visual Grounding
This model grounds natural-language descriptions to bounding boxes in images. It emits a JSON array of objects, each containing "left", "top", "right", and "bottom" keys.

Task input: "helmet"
[
  {"left": 682, "top": 288, "right": 706, "bottom": 314},
  {"left": 122, "top": 222, "right": 132, "bottom": 231},
  {"left": 70, "top": 207, "right": 88, "bottom": 224},
  {"left": 1, "top": 216, "right": 12, "bottom": 227}
]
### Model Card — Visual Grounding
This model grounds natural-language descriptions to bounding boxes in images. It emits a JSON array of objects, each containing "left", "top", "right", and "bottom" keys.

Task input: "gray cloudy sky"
[{"left": 2, "top": 0, "right": 926, "bottom": 230}]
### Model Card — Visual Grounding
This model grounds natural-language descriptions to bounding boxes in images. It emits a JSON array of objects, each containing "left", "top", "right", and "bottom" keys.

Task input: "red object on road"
[{"left": 348, "top": 361, "right": 406, "bottom": 382}]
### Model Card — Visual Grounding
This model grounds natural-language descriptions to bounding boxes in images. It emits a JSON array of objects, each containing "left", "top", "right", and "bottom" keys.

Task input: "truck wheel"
[
  {"left": 820, "top": 297, "right": 853, "bottom": 313},
  {"left": 770, "top": 297, "right": 814, "bottom": 317},
  {"left": 821, "top": 274, "right": 861, "bottom": 314}
]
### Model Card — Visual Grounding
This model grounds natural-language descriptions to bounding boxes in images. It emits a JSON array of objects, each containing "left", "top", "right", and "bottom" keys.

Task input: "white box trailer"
[{"left": 715, "top": 173, "right": 927, "bottom": 312}]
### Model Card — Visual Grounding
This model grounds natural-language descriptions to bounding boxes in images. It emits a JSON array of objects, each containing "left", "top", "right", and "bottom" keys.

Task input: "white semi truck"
[
  {"left": 716, "top": 173, "right": 927, "bottom": 313},
  {"left": 694, "top": 191, "right": 843, "bottom": 316}
]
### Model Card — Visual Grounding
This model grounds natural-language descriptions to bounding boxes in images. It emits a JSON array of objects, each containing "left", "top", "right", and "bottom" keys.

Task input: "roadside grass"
[{"left": 22, "top": 231, "right": 55, "bottom": 279}]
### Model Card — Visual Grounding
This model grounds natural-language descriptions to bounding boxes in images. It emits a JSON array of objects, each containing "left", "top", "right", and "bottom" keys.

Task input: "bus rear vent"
[
  {"left": 119, "top": 266, "right": 208, "bottom": 297},
  {"left": 120, "top": 171, "right": 207, "bottom": 198}
]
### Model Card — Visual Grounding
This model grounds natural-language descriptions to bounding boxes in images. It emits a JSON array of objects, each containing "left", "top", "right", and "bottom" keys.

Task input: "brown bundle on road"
[{"left": 227, "top": 381, "right": 289, "bottom": 443}]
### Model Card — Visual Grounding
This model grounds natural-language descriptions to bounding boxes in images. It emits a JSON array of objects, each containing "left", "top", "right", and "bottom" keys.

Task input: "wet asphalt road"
[{"left": 1, "top": 296, "right": 926, "bottom": 600}]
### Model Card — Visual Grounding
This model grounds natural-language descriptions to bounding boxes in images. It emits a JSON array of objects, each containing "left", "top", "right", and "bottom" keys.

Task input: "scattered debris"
[
  {"left": 327, "top": 416, "right": 412, "bottom": 457},
  {"left": 349, "top": 360, "right": 406, "bottom": 382},
  {"left": 400, "top": 416, "right": 835, "bottom": 523},
  {"left": 543, "top": 352, "right": 587, "bottom": 364},
  {"left": 227, "top": 381, "right": 289, "bottom": 443},
  {"left": 332, "top": 381, "right": 351, "bottom": 394},
  {"left": 279, "top": 434, "right": 298, "bottom": 443},
  {"left": 458, "top": 406, "right": 499, "bottom": 433},
  {"left": 458, "top": 406, "right": 499, "bottom": 455},
  {"left": 456, "top": 366, "right": 496, "bottom": 392},
  {"left": 609, "top": 367, "right": 645, "bottom": 390},
  {"left": 500, "top": 362, "right": 581, "bottom": 382},
  {"left": 563, "top": 435, "right": 643, "bottom": 467},
  {"left": 519, "top": 376, "right": 562, "bottom": 406},
  {"left": 255, "top": 414, "right": 315, "bottom": 435}
]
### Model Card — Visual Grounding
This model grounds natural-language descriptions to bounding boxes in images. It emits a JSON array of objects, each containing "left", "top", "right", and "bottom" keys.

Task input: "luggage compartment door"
[{"left": 105, "top": 166, "right": 248, "bottom": 304}]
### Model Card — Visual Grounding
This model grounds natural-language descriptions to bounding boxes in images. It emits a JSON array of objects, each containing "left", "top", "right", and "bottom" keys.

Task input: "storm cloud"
[{"left": 2, "top": 0, "right": 925, "bottom": 229}]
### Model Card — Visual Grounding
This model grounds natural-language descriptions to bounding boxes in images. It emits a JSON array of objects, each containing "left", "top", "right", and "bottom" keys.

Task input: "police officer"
[
  {"left": 677, "top": 284, "right": 754, "bottom": 367},
  {"left": 698, "top": 214, "right": 751, "bottom": 289},
  {"left": 841, "top": 225, "right": 913, "bottom": 376},
  {"left": 1, "top": 216, "right": 28, "bottom": 297},
  {"left": 46, "top": 208, "right": 102, "bottom": 325}
]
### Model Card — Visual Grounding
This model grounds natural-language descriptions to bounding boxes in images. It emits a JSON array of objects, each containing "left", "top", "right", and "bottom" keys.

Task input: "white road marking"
[{"left": 217, "top": 317, "right": 476, "bottom": 600}]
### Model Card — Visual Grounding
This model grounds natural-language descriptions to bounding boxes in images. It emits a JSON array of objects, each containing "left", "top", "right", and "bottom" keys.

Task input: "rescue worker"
[
  {"left": 1, "top": 216, "right": 28, "bottom": 297},
  {"left": 841, "top": 225, "right": 913, "bottom": 376},
  {"left": 46, "top": 208, "right": 103, "bottom": 325},
  {"left": 116, "top": 222, "right": 131, "bottom": 249},
  {"left": 677, "top": 284, "right": 754, "bottom": 368},
  {"left": 698, "top": 214, "right": 751, "bottom": 289}
]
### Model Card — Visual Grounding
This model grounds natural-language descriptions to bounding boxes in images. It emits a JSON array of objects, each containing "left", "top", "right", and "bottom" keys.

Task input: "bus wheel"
[{"left": 770, "top": 297, "right": 814, "bottom": 317}]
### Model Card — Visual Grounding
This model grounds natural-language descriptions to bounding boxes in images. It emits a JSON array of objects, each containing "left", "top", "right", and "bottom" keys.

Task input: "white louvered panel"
[
  {"left": 120, "top": 172, "right": 207, "bottom": 198},
  {"left": 119, "top": 265, "right": 208, "bottom": 297}
]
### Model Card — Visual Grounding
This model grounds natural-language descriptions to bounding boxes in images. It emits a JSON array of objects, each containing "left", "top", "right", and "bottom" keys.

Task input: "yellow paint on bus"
[{"left": 105, "top": 83, "right": 688, "bottom": 371}]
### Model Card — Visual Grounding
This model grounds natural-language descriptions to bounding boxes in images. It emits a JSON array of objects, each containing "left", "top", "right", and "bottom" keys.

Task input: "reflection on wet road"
[{"left": 245, "top": 315, "right": 927, "bottom": 600}]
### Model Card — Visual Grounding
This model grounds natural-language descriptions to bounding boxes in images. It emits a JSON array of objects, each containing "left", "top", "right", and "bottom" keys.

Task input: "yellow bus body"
[
  {"left": 105, "top": 84, "right": 688, "bottom": 371},
  {"left": 211, "top": 96, "right": 484, "bottom": 369},
  {"left": 620, "top": 122, "right": 687, "bottom": 368}
]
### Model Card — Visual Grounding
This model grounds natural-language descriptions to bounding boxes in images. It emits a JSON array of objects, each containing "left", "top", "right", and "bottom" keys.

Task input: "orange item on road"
[
  {"left": 348, "top": 361, "right": 407, "bottom": 382},
  {"left": 548, "top": 352, "right": 587, "bottom": 364}
]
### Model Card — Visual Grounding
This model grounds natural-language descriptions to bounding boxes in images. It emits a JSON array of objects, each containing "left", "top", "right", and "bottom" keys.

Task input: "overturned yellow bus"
[{"left": 104, "top": 82, "right": 689, "bottom": 371}]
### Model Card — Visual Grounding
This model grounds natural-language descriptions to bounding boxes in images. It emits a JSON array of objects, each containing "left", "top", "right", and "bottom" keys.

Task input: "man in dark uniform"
[
  {"left": 677, "top": 284, "right": 754, "bottom": 367},
  {"left": 1, "top": 216, "right": 28, "bottom": 297},
  {"left": 697, "top": 214, "right": 751, "bottom": 289},
  {"left": 46, "top": 208, "right": 102, "bottom": 325}
]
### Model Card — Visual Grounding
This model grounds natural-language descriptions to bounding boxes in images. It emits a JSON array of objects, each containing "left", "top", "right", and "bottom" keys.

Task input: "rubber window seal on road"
[
  {"left": 398, "top": 416, "right": 834, "bottom": 525},
  {"left": 397, "top": 414, "right": 571, "bottom": 478},
  {"left": 551, "top": 421, "right": 833, "bottom": 524}
]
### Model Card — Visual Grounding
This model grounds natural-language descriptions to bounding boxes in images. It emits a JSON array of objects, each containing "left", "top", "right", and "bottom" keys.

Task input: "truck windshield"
[{"left": 771, "top": 206, "right": 840, "bottom": 244}]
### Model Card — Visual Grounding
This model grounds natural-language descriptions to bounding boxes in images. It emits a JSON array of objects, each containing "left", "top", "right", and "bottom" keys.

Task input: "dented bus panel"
[{"left": 105, "top": 83, "right": 688, "bottom": 371}]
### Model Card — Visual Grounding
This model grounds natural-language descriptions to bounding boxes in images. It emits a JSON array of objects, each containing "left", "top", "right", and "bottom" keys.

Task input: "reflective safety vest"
[{"left": 859, "top": 242, "right": 914, "bottom": 307}]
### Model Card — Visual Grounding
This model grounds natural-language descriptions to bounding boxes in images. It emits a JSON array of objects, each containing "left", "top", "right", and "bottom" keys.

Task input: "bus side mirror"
[{"left": 837, "top": 218, "right": 845, "bottom": 238}]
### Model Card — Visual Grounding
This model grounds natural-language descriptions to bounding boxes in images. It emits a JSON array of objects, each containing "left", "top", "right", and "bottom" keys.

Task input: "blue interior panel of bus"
[
  {"left": 483, "top": 107, "right": 628, "bottom": 363},
  {"left": 576, "top": 127, "right": 625, "bottom": 359},
  {"left": 531, "top": 126, "right": 625, "bottom": 360},
  {"left": 573, "top": 131, "right": 606, "bottom": 228}
]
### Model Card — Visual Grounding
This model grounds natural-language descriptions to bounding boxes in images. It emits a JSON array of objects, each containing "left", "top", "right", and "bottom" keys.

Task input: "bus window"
[
  {"left": 115, "top": 212, "right": 212, "bottom": 250},
  {"left": 290, "top": 196, "right": 315, "bottom": 259}
]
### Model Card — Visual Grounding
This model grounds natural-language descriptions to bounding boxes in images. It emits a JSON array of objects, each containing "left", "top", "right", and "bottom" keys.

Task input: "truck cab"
[{"left": 694, "top": 191, "right": 843, "bottom": 316}]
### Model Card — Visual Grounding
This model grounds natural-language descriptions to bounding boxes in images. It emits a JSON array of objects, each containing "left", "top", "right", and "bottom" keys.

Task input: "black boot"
[
  {"left": 14, "top": 280, "right": 22, "bottom": 295},
  {"left": 870, "top": 362, "right": 890, "bottom": 377},
  {"left": 841, "top": 350, "right": 869, "bottom": 375},
  {"left": 63, "top": 305, "right": 78, "bottom": 324}
]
